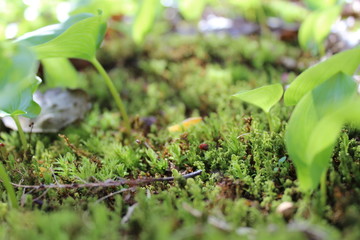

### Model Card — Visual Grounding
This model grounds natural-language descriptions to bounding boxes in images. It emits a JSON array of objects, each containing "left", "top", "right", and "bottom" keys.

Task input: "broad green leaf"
[
  {"left": 16, "top": 13, "right": 95, "bottom": 46},
  {"left": 284, "top": 47, "right": 360, "bottom": 106},
  {"left": 16, "top": 13, "right": 106, "bottom": 61},
  {"left": 285, "top": 72, "right": 359, "bottom": 191},
  {"left": 0, "top": 41, "right": 41, "bottom": 118},
  {"left": 42, "top": 58, "right": 78, "bottom": 88},
  {"left": 179, "top": 0, "right": 206, "bottom": 21},
  {"left": 0, "top": 77, "right": 41, "bottom": 118},
  {"left": 299, "top": 6, "right": 341, "bottom": 54},
  {"left": 232, "top": 83, "right": 283, "bottom": 113},
  {"left": 132, "top": 0, "right": 160, "bottom": 45}
]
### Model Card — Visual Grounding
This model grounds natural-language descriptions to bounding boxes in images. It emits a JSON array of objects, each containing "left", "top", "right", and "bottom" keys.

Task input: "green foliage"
[
  {"left": 16, "top": 12, "right": 130, "bottom": 132},
  {"left": 132, "top": 0, "right": 160, "bottom": 45},
  {"left": 17, "top": 13, "right": 106, "bottom": 61},
  {"left": 42, "top": 58, "right": 78, "bottom": 88},
  {"left": 1, "top": 20, "right": 360, "bottom": 239},
  {"left": 298, "top": 5, "right": 341, "bottom": 55},
  {"left": 285, "top": 72, "right": 360, "bottom": 191},
  {"left": 304, "top": 0, "right": 341, "bottom": 10},
  {"left": 233, "top": 83, "right": 283, "bottom": 113},
  {"left": 0, "top": 162, "right": 18, "bottom": 209},
  {"left": 284, "top": 47, "right": 360, "bottom": 106},
  {"left": 266, "top": 1, "right": 308, "bottom": 22},
  {"left": 233, "top": 83, "right": 283, "bottom": 132},
  {"left": 0, "top": 41, "right": 41, "bottom": 119},
  {"left": 179, "top": 0, "right": 207, "bottom": 21}
]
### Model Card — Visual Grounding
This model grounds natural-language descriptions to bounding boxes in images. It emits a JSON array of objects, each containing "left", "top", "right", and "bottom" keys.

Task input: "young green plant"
[
  {"left": 285, "top": 72, "right": 360, "bottom": 194},
  {"left": 16, "top": 13, "right": 131, "bottom": 133},
  {"left": 0, "top": 41, "right": 41, "bottom": 150},
  {"left": 233, "top": 83, "right": 283, "bottom": 132}
]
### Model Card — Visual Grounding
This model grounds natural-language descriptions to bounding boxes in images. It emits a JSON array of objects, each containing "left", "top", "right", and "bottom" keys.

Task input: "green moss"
[{"left": 0, "top": 34, "right": 358, "bottom": 239}]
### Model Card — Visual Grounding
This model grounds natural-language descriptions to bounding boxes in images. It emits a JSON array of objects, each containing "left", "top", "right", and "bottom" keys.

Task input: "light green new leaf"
[
  {"left": 284, "top": 47, "right": 360, "bottom": 106},
  {"left": 232, "top": 83, "right": 283, "bottom": 113},
  {"left": 42, "top": 58, "right": 78, "bottom": 88},
  {"left": 179, "top": 0, "right": 206, "bottom": 21},
  {"left": 298, "top": 6, "right": 341, "bottom": 54},
  {"left": 0, "top": 42, "right": 41, "bottom": 119},
  {"left": 285, "top": 72, "right": 359, "bottom": 191},
  {"left": 304, "top": 0, "right": 341, "bottom": 10},
  {"left": 132, "top": 0, "right": 160, "bottom": 45},
  {"left": 16, "top": 13, "right": 106, "bottom": 61}
]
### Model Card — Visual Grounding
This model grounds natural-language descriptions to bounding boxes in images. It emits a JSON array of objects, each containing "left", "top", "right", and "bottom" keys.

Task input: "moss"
[{"left": 0, "top": 34, "right": 358, "bottom": 239}]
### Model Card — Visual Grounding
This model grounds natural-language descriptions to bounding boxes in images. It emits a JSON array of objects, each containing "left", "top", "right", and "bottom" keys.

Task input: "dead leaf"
[
  {"left": 2, "top": 88, "right": 91, "bottom": 132},
  {"left": 168, "top": 117, "right": 203, "bottom": 132}
]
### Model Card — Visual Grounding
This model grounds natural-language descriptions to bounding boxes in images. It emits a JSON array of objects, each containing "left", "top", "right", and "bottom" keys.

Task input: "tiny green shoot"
[{"left": 233, "top": 83, "right": 283, "bottom": 132}]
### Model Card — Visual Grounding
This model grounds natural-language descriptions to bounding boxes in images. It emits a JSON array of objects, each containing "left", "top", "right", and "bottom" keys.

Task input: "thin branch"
[
  {"left": 96, "top": 187, "right": 136, "bottom": 203},
  {"left": 8, "top": 170, "right": 203, "bottom": 190},
  {"left": 121, "top": 203, "right": 138, "bottom": 224}
]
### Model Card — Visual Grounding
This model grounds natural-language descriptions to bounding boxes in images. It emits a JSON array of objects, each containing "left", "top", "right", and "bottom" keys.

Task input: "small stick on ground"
[
  {"left": 8, "top": 170, "right": 203, "bottom": 190},
  {"left": 121, "top": 203, "right": 138, "bottom": 224}
]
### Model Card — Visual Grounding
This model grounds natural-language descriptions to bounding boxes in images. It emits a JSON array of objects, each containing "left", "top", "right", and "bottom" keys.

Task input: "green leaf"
[
  {"left": 0, "top": 41, "right": 41, "bottom": 119},
  {"left": 179, "top": 0, "right": 206, "bottom": 21},
  {"left": 0, "top": 162, "right": 18, "bottom": 209},
  {"left": 132, "top": 0, "right": 160, "bottom": 45},
  {"left": 0, "top": 77, "right": 41, "bottom": 118},
  {"left": 298, "top": 6, "right": 341, "bottom": 54},
  {"left": 284, "top": 47, "right": 360, "bottom": 106},
  {"left": 232, "top": 83, "right": 283, "bottom": 113},
  {"left": 285, "top": 72, "right": 359, "bottom": 191},
  {"left": 16, "top": 13, "right": 106, "bottom": 61},
  {"left": 42, "top": 58, "right": 78, "bottom": 88},
  {"left": 304, "top": 0, "right": 340, "bottom": 10}
]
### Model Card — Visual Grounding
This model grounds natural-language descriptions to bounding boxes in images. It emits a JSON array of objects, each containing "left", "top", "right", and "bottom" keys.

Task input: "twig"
[
  {"left": 96, "top": 187, "right": 136, "bottom": 203},
  {"left": 121, "top": 203, "right": 138, "bottom": 224},
  {"left": 8, "top": 170, "right": 203, "bottom": 190},
  {"left": 33, "top": 188, "right": 51, "bottom": 202}
]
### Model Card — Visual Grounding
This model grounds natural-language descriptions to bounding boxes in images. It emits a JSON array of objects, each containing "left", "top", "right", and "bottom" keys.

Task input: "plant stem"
[
  {"left": 12, "top": 115, "right": 27, "bottom": 150},
  {"left": 0, "top": 162, "right": 19, "bottom": 209},
  {"left": 320, "top": 170, "right": 327, "bottom": 207},
  {"left": 91, "top": 58, "right": 131, "bottom": 134},
  {"left": 266, "top": 112, "right": 274, "bottom": 132}
]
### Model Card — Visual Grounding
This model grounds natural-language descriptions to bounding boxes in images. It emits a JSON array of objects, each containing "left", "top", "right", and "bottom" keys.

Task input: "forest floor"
[{"left": 0, "top": 33, "right": 360, "bottom": 240}]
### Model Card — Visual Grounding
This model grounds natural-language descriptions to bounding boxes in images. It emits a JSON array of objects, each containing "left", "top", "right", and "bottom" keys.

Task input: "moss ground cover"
[{"left": 0, "top": 34, "right": 360, "bottom": 239}]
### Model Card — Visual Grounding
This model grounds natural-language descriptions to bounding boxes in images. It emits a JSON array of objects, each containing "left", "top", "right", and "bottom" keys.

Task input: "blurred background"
[{"left": 1, "top": 0, "right": 360, "bottom": 56}]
